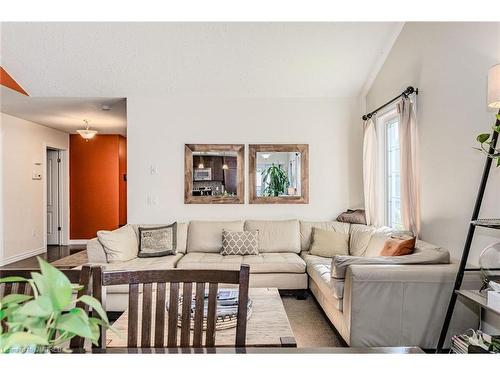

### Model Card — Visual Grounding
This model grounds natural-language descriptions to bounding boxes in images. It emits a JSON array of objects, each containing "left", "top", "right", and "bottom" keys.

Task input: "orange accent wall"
[
  {"left": 70, "top": 134, "right": 127, "bottom": 239},
  {"left": 118, "top": 136, "right": 127, "bottom": 227},
  {"left": 0, "top": 67, "right": 28, "bottom": 95}
]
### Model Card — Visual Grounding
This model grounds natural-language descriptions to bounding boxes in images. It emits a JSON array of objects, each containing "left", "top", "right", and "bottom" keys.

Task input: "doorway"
[{"left": 46, "top": 148, "right": 62, "bottom": 245}]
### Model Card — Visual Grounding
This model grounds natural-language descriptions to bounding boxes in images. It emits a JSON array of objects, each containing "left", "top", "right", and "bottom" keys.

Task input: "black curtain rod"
[{"left": 362, "top": 86, "right": 418, "bottom": 121}]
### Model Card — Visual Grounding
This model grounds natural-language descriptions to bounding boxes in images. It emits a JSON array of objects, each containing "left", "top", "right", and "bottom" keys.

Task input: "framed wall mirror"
[
  {"left": 184, "top": 144, "right": 245, "bottom": 204},
  {"left": 249, "top": 144, "right": 309, "bottom": 204}
]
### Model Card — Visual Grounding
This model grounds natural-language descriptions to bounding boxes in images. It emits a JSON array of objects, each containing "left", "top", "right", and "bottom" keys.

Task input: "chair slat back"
[
  {"left": 0, "top": 266, "right": 92, "bottom": 349},
  {"left": 93, "top": 265, "right": 250, "bottom": 348}
]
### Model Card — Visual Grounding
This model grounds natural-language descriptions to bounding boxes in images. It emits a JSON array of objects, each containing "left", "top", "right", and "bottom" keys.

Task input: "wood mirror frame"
[
  {"left": 249, "top": 144, "right": 309, "bottom": 204},
  {"left": 184, "top": 144, "right": 245, "bottom": 204}
]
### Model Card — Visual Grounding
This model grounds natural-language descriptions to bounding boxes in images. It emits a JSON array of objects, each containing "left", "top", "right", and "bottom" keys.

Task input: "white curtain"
[
  {"left": 363, "top": 116, "right": 380, "bottom": 226},
  {"left": 397, "top": 95, "right": 421, "bottom": 235}
]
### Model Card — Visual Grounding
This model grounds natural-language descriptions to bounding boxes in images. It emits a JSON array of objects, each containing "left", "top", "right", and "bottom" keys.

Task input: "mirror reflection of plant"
[
  {"left": 261, "top": 164, "right": 289, "bottom": 197},
  {"left": 475, "top": 114, "right": 500, "bottom": 167},
  {"left": 0, "top": 258, "right": 111, "bottom": 353}
]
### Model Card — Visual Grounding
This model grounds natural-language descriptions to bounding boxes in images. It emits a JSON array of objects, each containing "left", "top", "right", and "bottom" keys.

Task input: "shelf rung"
[{"left": 471, "top": 219, "right": 500, "bottom": 229}]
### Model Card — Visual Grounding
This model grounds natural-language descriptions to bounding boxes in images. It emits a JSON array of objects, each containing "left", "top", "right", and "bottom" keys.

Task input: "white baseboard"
[
  {"left": 0, "top": 247, "right": 46, "bottom": 267},
  {"left": 67, "top": 240, "right": 89, "bottom": 246}
]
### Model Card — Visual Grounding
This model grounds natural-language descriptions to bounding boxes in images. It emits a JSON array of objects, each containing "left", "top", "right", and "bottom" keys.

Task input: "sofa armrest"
[
  {"left": 87, "top": 238, "right": 108, "bottom": 264},
  {"left": 343, "top": 263, "right": 480, "bottom": 348}
]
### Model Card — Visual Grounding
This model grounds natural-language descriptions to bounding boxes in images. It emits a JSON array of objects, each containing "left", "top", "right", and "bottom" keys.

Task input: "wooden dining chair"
[
  {"left": 0, "top": 266, "right": 93, "bottom": 349},
  {"left": 92, "top": 264, "right": 250, "bottom": 349}
]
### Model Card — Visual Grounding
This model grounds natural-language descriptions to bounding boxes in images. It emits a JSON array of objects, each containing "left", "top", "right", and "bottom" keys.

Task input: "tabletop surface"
[
  {"left": 72, "top": 346, "right": 425, "bottom": 354},
  {"left": 106, "top": 287, "right": 295, "bottom": 348}
]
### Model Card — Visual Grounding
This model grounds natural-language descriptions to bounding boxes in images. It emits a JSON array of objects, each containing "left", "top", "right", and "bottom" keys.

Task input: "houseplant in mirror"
[
  {"left": 0, "top": 258, "right": 110, "bottom": 353},
  {"left": 261, "top": 164, "right": 290, "bottom": 197}
]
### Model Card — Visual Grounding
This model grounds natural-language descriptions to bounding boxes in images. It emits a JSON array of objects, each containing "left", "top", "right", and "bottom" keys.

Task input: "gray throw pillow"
[
  {"left": 221, "top": 230, "right": 259, "bottom": 256},
  {"left": 138, "top": 223, "right": 177, "bottom": 258}
]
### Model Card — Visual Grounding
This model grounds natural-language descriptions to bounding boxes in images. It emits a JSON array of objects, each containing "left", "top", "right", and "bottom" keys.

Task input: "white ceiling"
[
  {"left": 0, "top": 22, "right": 402, "bottom": 98},
  {"left": 0, "top": 88, "right": 127, "bottom": 135}
]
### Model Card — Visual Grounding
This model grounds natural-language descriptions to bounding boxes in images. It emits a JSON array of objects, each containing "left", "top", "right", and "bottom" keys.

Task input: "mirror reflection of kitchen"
[
  {"left": 192, "top": 151, "right": 238, "bottom": 197},
  {"left": 256, "top": 152, "right": 302, "bottom": 197}
]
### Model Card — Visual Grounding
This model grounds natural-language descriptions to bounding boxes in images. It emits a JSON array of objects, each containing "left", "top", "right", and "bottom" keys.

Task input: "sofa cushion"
[
  {"left": 177, "top": 253, "right": 243, "bottom": 270},
  {"left": 245, "top": 220, "right": 300, "bottom": 253},
  {"left": 96, "top": 254, "right": 183, "bottom": 294},
  {"left": 300, "top": 221, "right": 350, "bottom": 251},
  {"left": 103, "top": 253, "right": 183, "bottom": 271},
  {"left": 97, "top": 225, "right": 138, "bottom": 263},
  {"left": 177, "top": 252, "right": 305, "bottom": 274},
  {"left": 242, "top": 253, "right": 305, "bottom": 273},
  {"left": 187, "top": 221, "right": 244, "bottom": 253},
  {"left": 309, "top": 227, "right": 349, "bottom": 258},
  {"left": 349, "top": 224, "right": 375, "bottom": 256},
  {"left": 302, "top": 252, "right": 344, "bottom": 311},
  {"left": 131, "top": 223, "right": 188, "bottom": 254}
]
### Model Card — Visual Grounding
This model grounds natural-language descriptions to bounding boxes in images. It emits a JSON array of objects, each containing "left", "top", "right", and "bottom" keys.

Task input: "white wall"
[
  {"left": 127, "top": 96, "right": 363, "bottom": 223},
  {"left": 367, "top": 22, "right": 500, "bottom": 264},
  {"left": 0, "top": 112, "right": 69, "bottom": 265}
]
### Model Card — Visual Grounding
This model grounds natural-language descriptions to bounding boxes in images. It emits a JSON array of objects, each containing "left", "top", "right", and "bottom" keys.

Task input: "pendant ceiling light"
[
  {"left": 77, "top": 119, "right": 98, "bottom": 141},
  {"left": 222, "top": 152, "right": 228, "bottom": 170}
]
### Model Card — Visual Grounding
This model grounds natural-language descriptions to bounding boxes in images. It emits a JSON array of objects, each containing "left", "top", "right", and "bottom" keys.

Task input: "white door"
[{"left": 47, "top": 149, "right": 61, "bottom": 245}]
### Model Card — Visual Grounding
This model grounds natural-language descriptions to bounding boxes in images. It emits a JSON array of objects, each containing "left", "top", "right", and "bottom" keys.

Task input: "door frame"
[{"left": 43, "top": 144, "right": 69, "bottom": 247}]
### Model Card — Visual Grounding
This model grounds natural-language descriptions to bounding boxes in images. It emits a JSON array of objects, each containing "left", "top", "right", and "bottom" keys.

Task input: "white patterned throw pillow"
[{"left": 220, "top": 230, "right": 259, "bottom": 256}]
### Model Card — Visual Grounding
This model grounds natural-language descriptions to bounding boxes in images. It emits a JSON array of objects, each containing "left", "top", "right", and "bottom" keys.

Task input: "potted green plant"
[
  {"left": 261, "top": 164, "right": 290, "bottom": 197},
  {"left": 475, "top": 114, "right": 500, "bottom": 166},
  {"left": 0, "top": 258, "right": 110, "bottom": 353}
]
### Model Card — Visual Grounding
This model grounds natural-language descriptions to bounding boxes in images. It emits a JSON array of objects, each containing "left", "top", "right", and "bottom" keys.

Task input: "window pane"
[{"left": 386, "top": 117, "right": 402, "bottom": 229}]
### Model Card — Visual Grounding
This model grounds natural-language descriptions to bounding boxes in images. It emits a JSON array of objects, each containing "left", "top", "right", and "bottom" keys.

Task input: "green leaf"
[
  {"left": 38, "top": 257, "right": 72, "bottom": 310},
  {"left": 496, "top": 114, "right": 500, "bottom": 121},
  {"left": 88, "top": 317, "right": 101, "bottom": 344},
  {"left": 1, "top": 294, "right": 32, "bottom": 306},
  {"left": 17, "top": 295, "right": 54, "bottom": 317},
  {"left": 477, "top": 133, "right": 490, "bottom": 143},
  {"left": 0, "top": 276, "right": 29, "bottom": 283},
  {"left": 2, "top": 332, "right": 49, "bottom": 351},
  {"left": 497, "top": 157, "right": 500, "bottom": 167},
  {"left": 2, "top": 304, "right": 22, "bottom": 320},
  {"left": 22, "top": 317, "right": 48, "bottom": 337},
  {"left": 31, "top": 272, "right": 47, "bottom": 296},
  {"left": 56, "top": 310, "right": 94, "bottom": 339},
  {"left": 77, "top": 295, "right": 109, "bottom": 324}
]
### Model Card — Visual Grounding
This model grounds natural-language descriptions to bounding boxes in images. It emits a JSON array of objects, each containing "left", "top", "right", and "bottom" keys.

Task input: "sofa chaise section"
[{"left": 300, "top": 222, "right": 481, "bottom": 349}]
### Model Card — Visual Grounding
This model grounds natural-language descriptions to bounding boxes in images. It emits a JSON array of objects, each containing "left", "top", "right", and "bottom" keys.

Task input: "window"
[{"left": 384, "top": 114, "right": 403, "bottom": 229}]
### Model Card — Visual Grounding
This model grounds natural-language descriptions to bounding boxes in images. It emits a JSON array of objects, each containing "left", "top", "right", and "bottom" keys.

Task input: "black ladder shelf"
[{"left": 436, "top": 110, "right": 500, "bottom": 353}]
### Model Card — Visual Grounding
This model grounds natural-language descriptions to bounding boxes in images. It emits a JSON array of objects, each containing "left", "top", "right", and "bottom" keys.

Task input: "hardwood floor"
[{"left": 0, "top": 245, "right": 86, "bottom": 269}]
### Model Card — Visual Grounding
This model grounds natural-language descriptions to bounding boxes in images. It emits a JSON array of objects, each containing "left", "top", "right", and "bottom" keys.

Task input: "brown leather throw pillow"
[{"left": 380, "top": 235, "right": 416, "bottom": 256}]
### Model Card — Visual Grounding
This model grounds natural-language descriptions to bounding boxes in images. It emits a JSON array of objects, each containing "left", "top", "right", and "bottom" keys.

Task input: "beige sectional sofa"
[{"left": 86, "top": 219, "right": 480, "bottom": 348}]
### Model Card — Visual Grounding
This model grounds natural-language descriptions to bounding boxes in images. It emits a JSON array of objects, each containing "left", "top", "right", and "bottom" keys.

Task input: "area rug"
[
  {"left": 281, "top": 295, "right": 345, "bottom": 347},
  {"left": 50, "top": 250, "right": 88, "bottom": 268}
]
